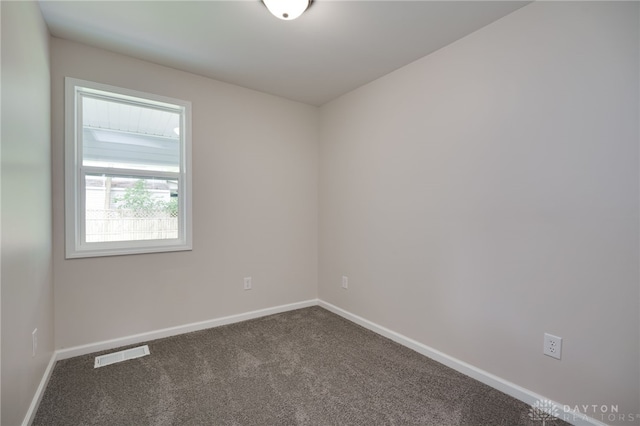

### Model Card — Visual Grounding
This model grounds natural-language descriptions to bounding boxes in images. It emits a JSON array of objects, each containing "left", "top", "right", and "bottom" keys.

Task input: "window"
[{"left": 65, "top": 78, "right": 192, "bottom": 258}]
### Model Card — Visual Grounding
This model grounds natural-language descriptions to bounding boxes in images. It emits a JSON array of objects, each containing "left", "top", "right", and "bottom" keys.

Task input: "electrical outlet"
[
  {"left": 32, "top": 328, "right": 38, "bottom": 357},
  {"left": 543, "top": 333, "right": 562, "bottom": 360},
  {"left": 244, "top": 277, "right": 252, "bottom": 290},
  {"left": 341, "top": 276, "right": 348, "bottom": 289}
]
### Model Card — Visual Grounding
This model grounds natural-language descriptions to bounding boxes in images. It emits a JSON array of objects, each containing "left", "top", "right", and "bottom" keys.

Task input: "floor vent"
[{"left": 94, "top": 345, "right": 150, "bottom": 368}]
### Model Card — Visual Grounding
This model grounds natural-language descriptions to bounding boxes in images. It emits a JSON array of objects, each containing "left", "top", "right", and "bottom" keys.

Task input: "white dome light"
[{"left": 263, "top": 0, "right": 310, "bottom": 21}]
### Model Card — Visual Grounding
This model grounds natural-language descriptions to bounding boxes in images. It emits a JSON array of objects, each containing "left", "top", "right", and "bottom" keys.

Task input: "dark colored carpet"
[{"left": 33, "top": 306, "right": 569, "bottom": 425}]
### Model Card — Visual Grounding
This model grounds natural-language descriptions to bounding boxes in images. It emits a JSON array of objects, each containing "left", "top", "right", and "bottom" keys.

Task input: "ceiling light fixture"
[{"left": 262, "top": 0, "right": 311, "bottom": 21}]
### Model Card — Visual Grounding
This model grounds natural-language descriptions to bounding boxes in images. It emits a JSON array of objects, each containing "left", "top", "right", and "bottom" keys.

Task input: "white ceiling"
[{"left": 39, "top": 1, "right": 529, "bottom": 106}]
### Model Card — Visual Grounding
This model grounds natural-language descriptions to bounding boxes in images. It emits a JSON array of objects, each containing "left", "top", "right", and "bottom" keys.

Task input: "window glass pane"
[
  {"left": 82, "top": 95, "right": 181, "bottom": 172},
  {"left": 85, "top": 174, "right": 179, "bottom": 243}
]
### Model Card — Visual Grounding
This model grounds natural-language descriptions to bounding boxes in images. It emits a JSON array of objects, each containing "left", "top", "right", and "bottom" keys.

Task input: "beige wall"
[
  {"left": 1, "top": 1, "right": 54, "bottom": 424},
  {"left": 319, "top": 1, "right": 639, "bottom": 420},
  {"left": 51, "top": 38, "right": 319, "bottom": 349}
]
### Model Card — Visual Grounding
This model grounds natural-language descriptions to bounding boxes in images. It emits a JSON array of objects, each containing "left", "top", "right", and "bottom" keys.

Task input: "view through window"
[{"left": 65, "top": 78, "right": 192, "bottom": 257}]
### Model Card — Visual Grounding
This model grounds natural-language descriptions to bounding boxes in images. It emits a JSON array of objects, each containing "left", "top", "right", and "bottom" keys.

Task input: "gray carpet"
[{"left": 34, "top": 306, "right": 569, "bottom": 425}]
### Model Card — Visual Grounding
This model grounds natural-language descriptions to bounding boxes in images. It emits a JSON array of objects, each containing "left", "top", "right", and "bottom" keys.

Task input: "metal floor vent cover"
[{"left": 94, "top": 345, "right": 150, "bottom": 368}]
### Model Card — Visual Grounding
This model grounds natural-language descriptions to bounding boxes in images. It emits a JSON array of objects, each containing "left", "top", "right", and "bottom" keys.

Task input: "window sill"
[{"left": 65, "top": 242, "right": 192, "bottom": 259}]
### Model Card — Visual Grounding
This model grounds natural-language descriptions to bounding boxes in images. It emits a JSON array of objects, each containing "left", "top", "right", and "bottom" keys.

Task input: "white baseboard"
[
  {"left": 24, "top": 299, "right": 318, "bottom": 425},
  {"left": 318, "top": 300, "right": 607, "bottom": 426},
  {"left": 56, "top": 299, "right": 318, "bottom": 360},
  {"left": 22, "top": 352, "right": 57, "bottom": 426},
  {"left": 25, "top": 298, "right": 605, "bottom": 426}
]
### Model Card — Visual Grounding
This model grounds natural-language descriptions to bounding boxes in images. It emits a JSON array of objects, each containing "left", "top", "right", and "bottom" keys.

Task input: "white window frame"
[{"left": 65, "top": 77, "right": 192, "bottom": 258}]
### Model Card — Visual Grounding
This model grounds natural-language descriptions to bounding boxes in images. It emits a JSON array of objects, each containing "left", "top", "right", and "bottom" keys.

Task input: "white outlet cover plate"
[
  {"left": 32, "top": 328, "right": 38, "bottom": 356},
  {"left": 543, "top": 333, "right": 562, "bottom": 360}
]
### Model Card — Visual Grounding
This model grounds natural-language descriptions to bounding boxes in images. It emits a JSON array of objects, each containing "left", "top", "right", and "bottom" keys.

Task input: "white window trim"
[{"left": 64, "top": 77, "right": 192, "bottom": 258}]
